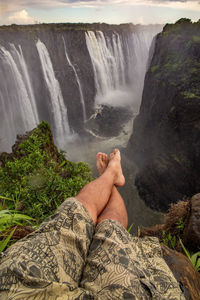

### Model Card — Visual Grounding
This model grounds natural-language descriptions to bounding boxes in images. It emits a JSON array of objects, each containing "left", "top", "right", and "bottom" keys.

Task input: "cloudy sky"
[{"left": 0, "top": 0, "right": 200, "bottom": 25}]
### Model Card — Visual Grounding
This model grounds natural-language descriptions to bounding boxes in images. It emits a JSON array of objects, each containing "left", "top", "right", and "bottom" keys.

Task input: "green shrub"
[{"left": 0, "top": 121, "right": 93, "bottom": 222}]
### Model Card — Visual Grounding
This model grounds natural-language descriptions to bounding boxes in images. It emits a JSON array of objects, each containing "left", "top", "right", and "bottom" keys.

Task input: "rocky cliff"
[{"left": 128, "top": 19, "right": 200, "bottom": 211}]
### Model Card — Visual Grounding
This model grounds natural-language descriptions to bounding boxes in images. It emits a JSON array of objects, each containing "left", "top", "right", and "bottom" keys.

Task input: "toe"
[
  {"left": 102, "top": 153, "right": 106, "bottom": 161},
  {"left": 114, "top": 148, "right": 119, "bottom": 154},
  {"left": 110, "top": 153, "right": 114, "bottom": 159},
  {"left": 96, "top": 152, "right": 102, "bottom": 159}
]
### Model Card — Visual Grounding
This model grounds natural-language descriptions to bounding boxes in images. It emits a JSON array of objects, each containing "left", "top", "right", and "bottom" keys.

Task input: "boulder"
[{"left": 161, "top": 245, "right": 200, "bottom": 300}]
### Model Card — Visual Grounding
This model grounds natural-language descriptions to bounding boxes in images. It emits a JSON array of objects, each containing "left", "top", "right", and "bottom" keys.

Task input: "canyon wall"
[{"left": 128, "top": 19, "right": 200, "bottom": 211}]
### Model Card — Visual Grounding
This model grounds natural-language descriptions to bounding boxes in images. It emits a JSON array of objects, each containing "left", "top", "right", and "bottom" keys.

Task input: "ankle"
[{"left": 105, "top": 166, "right": 117, "bottom": 184}]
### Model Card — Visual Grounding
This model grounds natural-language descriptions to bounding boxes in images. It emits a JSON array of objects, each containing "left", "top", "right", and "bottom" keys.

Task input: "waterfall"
[
  {"left": 0, "top": 25, "right": 162, "bottom": 152},
  {"left": 85, "top": 29, "right": 160, "bottom": 110},
  {"left": 36, "top": 39, "right": 70, "bottom": 142},
  {"left": 85, "top": 31, "right": 126, "bottom": 100},
  {"left": 10, "top": 44, "right": 39, "bottom": 124},
  {"left": 62, "top": 36, "right": 87, "bottom": 122},
  {"left": 0, "top": 45, "right": 38, "bottom": 151}
]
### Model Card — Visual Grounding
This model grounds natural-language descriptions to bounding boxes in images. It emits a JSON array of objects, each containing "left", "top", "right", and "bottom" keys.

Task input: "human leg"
[
  {"left": 79, "top": 154, "right": 184, "bottom": 298},
  {"left": 0, "top": 149, "right": 126, "bottom": 299},
  {"left": 76, "top": 149, "right": 125, "bottom": 225},
  {"left": 97, "top": 185, "right": 128, "bottom": 228},
  {"left": 95, "top": 152, "right": 128, "bottom": 229}
]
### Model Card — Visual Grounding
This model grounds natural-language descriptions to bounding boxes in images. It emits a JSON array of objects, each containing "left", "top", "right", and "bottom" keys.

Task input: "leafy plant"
[
  {"left": 162, "top": 230, "right": 176, "bottom": 249},
  {"left": 0, "top": 195, "right": 34, "bottom": 253},
  {"left": 176, "top": 218, "right": 184, "bottom": 231},
  {"left": 0, "top": 209, "right": 34, "bottom": 231},
  {"left": 0, "top": 122, "right": 93, "bottom": 252},
  {"left": 0, "top": 121, "right": 93, "bottom": 222},
  {"left": 0, "top": 227, "right": 16, "bottom": 253},
  {"left": 179, "top": 239, "right": 200, "bottom": 272}
]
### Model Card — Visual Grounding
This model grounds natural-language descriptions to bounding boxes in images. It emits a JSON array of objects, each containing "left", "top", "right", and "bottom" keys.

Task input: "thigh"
[
  {"left": 0, "top": 198, "right": 95, "bottom": 299},
  {"left": 80, "top": 220, "right": 185, "bottom": 300}
]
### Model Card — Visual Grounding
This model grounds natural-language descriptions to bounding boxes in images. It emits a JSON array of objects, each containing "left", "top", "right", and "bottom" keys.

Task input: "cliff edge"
[{"left": 128, "top": 19, "right": 200, "bottom": 211}]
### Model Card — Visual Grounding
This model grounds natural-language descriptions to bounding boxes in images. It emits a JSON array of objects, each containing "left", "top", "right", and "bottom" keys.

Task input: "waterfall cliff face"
[
  {"left": 36, "top": 39, "right": 70, "bottom": 144},
  {"left": 127, "top": 21, "right": 200, "bottom": 211},
  {"left": 0, "top": 24, "right": 162, "bottom": 152},
  {"left": 85, "top": 28, "right": 159, "bottom": 110}
]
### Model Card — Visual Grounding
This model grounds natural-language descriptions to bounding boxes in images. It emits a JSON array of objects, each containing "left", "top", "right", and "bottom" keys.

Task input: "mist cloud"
[{"left": 8, "top": 10, "right": 35, "bottom": 24}]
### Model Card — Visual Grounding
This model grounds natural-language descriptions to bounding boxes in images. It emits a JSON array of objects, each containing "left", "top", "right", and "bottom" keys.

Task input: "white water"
[
  {"left": 125, "top": 29, "right": 159, "bottom": 107},
  {"left": 36, "top": 39, "right": 70, "bottom": 145},
  {"left": 0, "top": 26, "right": 162, "bottom": 153},
  {"left": 62, "top": 36, "right": 87, "bottom": 122},
  {"left": 86, "top": 31, "right": 126, "bottom": 103},
  {"left": 85, "top": 29, "right": 160, "bottom": 112},
  {"left": 10, "top": 44, "right": 39, "bottom": 124},
  {"left": 0, "top": 45, "right": 38, "bottom": 150}
]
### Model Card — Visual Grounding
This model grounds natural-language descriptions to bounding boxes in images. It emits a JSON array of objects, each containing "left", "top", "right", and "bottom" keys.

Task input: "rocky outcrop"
[
  {"left": 184, "top": 193, "right": 200, "bottom": 250},
  {"left": 128, "top": 19, "right": 200, "bottom": 211},
  {"left": 161, "top": 245, "right": 200, "bottom": 300},
  {"left": 85, "top": 105, "right": 133, "bottom": 137},
  {"left": 139, "top": 194, "right": 200, "bottom": 299},
  {"left": 139, "top": 194, "right": 200, "bottom": 252}
]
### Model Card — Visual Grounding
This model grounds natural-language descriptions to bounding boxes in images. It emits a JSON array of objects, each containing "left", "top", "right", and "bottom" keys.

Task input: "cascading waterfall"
[
  {"left": 62, "top": 36, "right": 87, "bottom": 122},
  {"left": 85, "top": 29, "right": 159, "bottom": 110},
  {"left": 36, "top": 39, "right": 70, "bottom": 143},
  {"left": 0, "top": 45, "right": 38, "bottom": 150},
  {"left": 85, "top": 31, "right": 126, "bottom": 101},
  {"left": 9, "top": 44, "right": 39, "bottom": 124},
  {"left": 0, "top": 25, "right": 162, "bottom": 152},
  {"left": 125, "top": 30, "right": 159, "bottom": 102}
]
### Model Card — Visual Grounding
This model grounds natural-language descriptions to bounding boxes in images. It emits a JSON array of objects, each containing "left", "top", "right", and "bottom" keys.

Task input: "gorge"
[
  {"left": 7, "top": 21, "right": 200, "bottom": 231},
  {"left": 1, "top": 20, "right": 200, "bottom": 296},
  {"left": 0, "top": 23, "right": 161, "bottom": 152},
  {"left": 0, "top": 23, "right": 164, "bottom": 229}
]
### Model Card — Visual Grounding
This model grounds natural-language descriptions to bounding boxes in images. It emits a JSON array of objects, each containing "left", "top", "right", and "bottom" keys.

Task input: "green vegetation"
[
  {"left": 180, "top": 239, "right": 200, "bottom": 272},
  {"left": 162, "top": 217, "right": 185, "bottom": 250},
  {"left": 151, "top": 19, "right": 200, "bottom": 101},
  {"left": 161, "top": 217, "right": 200, "bottom": 272},
  {"left": 0, "top": 121, "right": 92, "bottom": 250},
  {"left": 0, "top": 22, "right": 134, "bottom": 33},
  {"left": 162, "top": 231, "right": 177, "bottom": 249},
  {"left": 150, "top": 65, "right": 159, "bottom": 73},
  {"left": 181, "top": 91, "right": 200, "bottom": 100},
  {"left": 127, "top": 223, "right": 134, "bottom": 233},
  {"left": 0, "top": 195, "right": 34, "bottom": 253},
  {"left": 192, "top": 35, "right": 200, "bottom": 43}
]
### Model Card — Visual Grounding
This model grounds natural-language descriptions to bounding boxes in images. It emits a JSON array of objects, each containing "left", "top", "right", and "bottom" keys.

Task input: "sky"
[{"left": 0, "top": 0, "right": 200, "bottom": 26}]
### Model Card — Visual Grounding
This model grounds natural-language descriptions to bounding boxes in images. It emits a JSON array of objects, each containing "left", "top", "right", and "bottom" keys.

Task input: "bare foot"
[
  {"left": 107, "top": 149, "right": 125, "bottom": 187},
  {"left": 96, "top": 152, "right": 109, "bottom": 175}
]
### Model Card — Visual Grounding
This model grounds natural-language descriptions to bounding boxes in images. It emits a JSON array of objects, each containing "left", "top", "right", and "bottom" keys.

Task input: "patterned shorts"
[{"left": 0, "top": 198, "right": 185, "bottom": 299}]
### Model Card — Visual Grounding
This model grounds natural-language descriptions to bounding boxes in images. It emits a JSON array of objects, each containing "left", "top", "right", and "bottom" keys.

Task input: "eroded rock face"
[
  {"left": 184, "top": 194, "right": 200, "bottom": 250},
  {"left": 161, "top": 245, "right": 200, "bottom": 300},
  {"left": 128, "top": 19, "right": 200, "bottom": 211}
]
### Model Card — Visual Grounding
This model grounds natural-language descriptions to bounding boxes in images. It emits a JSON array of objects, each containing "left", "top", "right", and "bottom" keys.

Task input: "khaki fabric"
[{"left": 0, "top": 198, "right": 185, "bottom": 299}]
